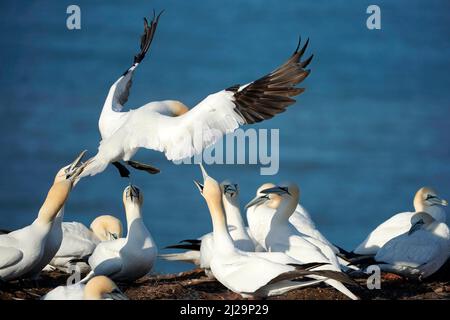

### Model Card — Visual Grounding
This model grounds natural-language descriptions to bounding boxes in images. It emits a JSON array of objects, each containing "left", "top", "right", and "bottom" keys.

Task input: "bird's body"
[
  {"left": 47, "top": 215, "right": 123, "bottom": 273},
  {"left": 79, "top": 13, "right": 312, "bottom": 179},
  {"left": 246, "top": 183, "right": 358, "bottom": 300},
  {"left": 374, "top": 212, "right": 450, "bottom": 279},
  {"left": 80, "top": 186, "right": 157, "bottom": 283},
  {"left": 354, "top": 187, "right": 447, "bottom": 255}
]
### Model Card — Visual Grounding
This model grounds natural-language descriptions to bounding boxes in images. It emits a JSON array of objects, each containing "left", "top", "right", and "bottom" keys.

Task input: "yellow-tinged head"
[
  {"left": 83, "top": 276, "right": 128, "bottom": 300},
  {"left": 413, "top": 187, "right": 448, "bottom": 211},
  {"left": 90, "top": 215, "right": 123, "bottom": 241}
]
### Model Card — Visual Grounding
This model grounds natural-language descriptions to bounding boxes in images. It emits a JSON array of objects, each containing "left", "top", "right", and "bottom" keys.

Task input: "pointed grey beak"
[
  {"left": 245, "top": 195, "right": 269, "bottom": 209},
  {"left": 194, "top": 180, "right": 204, "bottom": 193},
  {"left": 199, "top": 163, "right": 208, "bottom": 180},
  {"left": 408, "top": 219, "right": 425, "bottom": 235},
  {"left": 68, "top": 150, "right": 87, "bottom": 172},
  {"left": 109, "top": 288, "right": 129, "bottom": 300},
  {"left": 109, "top": 232, "right": 119, "bottom": 240},
  {"left": 429, "top": 196, "right": 448, "bottom": 207},
  {"left": 260, "top": 186, "right": 290, "bottom": 196}
]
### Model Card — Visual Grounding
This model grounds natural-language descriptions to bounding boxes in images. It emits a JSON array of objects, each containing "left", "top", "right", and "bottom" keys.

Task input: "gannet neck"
[
  {"left": 124, "top": 202, "right": 143, "bottom": 234},
  {"left": 206, "top": 196, "right": 235, "bottom": 252},
  {"left": 222, "top": 194, "right": 246, "bottom": 232},
  {"left": 37, "top": 181, "right": 72, "bottom": 225}
]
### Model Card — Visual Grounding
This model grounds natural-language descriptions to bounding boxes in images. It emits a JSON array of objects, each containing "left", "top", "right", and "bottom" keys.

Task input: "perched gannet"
[
  {"left": 246, "top": 183, "right": 338, "bottom": 254},
  {"left": 246, "top": 182, "right": 359, "bottom": 300},
  {"left": 161, "top": 181, "right": 254, "bottom": 276},
  {"left": 47, "top": 215, "right": 123, "bottom": 273},
  {"left": 22, "top": 151, "right": 87, "bottom": 279},
  {"left": 79, "top": 12, "right": 312, "bottom": 180},
  {"left": 193, "top": 165, "right": 354, "bottom": 298},
  {"left": 80, "top": 185, "right": 157, "bottom": 283},
  {"left": 42, "top": 275, "right": 128, "bottom": 300},
  {"left": 354, "top": 187, "right": 448, "bottom": 255},
  {"left": 0, "top": 174, "right": 81, "bottom": 281},
  {"left": 372, "top": 212, "right": 450, "bottom": 279}
]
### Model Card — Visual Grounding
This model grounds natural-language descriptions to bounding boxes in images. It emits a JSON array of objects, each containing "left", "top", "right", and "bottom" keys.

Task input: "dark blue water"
[{"left": 0, "top": 0, "right": 449, "bottom": 273}]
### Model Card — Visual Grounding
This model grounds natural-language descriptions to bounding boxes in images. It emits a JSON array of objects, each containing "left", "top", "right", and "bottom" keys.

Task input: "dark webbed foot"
[
  {"left": 127, "top": 160, "right": 160, "bottom": 174},
  {"left": 112, "top": 162, "right": 131, "bottom": 178}
]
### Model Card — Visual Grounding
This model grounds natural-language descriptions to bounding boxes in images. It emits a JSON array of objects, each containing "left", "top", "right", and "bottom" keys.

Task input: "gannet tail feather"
[{"left": 158, "top": 251, "right": 201, "bottom": 265}]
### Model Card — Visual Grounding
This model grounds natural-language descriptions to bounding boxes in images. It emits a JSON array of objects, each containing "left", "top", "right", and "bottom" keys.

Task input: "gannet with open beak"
[
  {"left": 372, "top": 212, "right": 450, "bottom": 279},
  {"left": 354, "top": 187, "right": 448, "bottom": 255},
  {"left": 47, "top": 215, "right": 123, "bottom": 273},
  {"left": 79, "top": 185, "right": 157, "bottom": 283},
  {"left": 0, "top": 170, "right": 81, "bottom": 281},
  {"left": 42, "top": 275, "right": 128, "bottom": 300},
  {"left": 246, "top": 182, "right": 359, "bottom": 300},
  {"left": 193, "top": 165, "right": 354, "bottom": 298},
  {"left": 21, "top": 151, "right": 87, "bottom": 279},
  {"left": 79, "top": 12, "right": 312, "bottom": 180},
  {"left": 161, "top": 180, "right": 254, "bottom": 275}
]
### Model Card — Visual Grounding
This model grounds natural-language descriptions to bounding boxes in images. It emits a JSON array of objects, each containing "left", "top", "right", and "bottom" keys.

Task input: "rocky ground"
[{"left": 1, "top": 266, "right": 450, "bottom": 300}]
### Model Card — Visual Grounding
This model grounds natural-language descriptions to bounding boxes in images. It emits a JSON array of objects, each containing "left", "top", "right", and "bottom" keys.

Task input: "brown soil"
[{"left": 1, "top": 267, "right": 450, "bottom": 300}]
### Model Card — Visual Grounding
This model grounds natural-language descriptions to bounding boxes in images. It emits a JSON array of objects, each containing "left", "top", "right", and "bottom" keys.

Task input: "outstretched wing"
[
  {"left": 117, "top": 38, "right": 312, "bottom": 161},
  {"left": 104, "top": 11, "right": 162, "bottom": 113}
]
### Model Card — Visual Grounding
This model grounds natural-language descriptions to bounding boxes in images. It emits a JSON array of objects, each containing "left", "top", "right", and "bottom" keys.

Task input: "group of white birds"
[{"left": 1, "top": 12, "right": 449, "bottom": 300}]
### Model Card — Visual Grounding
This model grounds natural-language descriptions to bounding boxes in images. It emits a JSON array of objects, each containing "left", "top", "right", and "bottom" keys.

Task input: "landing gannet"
[
  {"left": 193, "top": 165, "right": 352, "bottom": 298},
  {"left": 161, "top": 180, "right": 254, "bottom": 276},
  {"left": 354, "top": 187, "right": 448, "bottom": 255},
  {"left": 0, "top": 174, "right": 81, "bottom": 281},
  {"left": 79, "top": 12, "right": 312, "bottom": 179},
  {"left": 47, "top": 215, "right": 123, "bottom": 273},
  {"left": 246, "top": 182, "right": 359, "bottom": 300},
  {"left": 373, "top": 212, "right": 450, "bottom": 279},
  {"left": 80, "top": 185, "right": 157, "bottom": 283},
  {"left": 23, "top": 151, "right": 87, "bottom": 279},
  {"left": 42, "top": 275, "right": 128, "bottom": 300}
]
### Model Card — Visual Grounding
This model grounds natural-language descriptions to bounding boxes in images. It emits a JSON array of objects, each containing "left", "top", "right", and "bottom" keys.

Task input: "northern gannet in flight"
[
  {"left": 160, "top": 180, "right": 254, "bottom": 276},
  {"left": 79, "top": 12, "right": 312, "bottom": 179},
  {"left": 46, "top": 215, "right": 123, "bottom": 274},
  {"left": 0, "top": 167, "right": 83, "bottom": 281},
  {"left": 354, "top": 187, "right": 448, "bottom": 255},
  {"left": 22, "top": 151, "right": 87, "bottom": 279},
  {"left": 193, "top": 165, "right": 352, "bottom": 298},
  {"left": 246, "top": 182, "right": 359, "bottom": 300},
  {"left": 80, "top": 185, "right": 157, "bottom": 283},
  {"left": 42, "top": 275, "right": 128, "bottom": 300},
  {"left": 365, "top": 212, "right": 450, "bottom": 279}
]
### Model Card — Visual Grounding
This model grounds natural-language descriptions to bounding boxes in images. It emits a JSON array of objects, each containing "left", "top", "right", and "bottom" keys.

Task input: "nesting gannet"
[
  {"left": 47, "top": 215, "right": 123, "bottom": 273},
  {"left": 21, "top": 151, "right": 87, "bottom": 279},
  {"left": 161, "top": 181, "right": 254, "bottom": 276},
  {"left": 80, "top": 185, "right": 157, "bottom": 283},
  {"left": 42, "top": 275, "right": 128, "bottom": 300},
  {"left": 193, "top": 165, "right": 355, "bottom": 298},
  {"left": 0, "top": 174, "right": 81, "bottom": 281},
  {"left": 246, "top": 182, "right": 359, "bottom": 300},
  {"left": 372, "top": 212, "right": 450, "bottom": 279},
  {"left": 78, "top": 12, "right": 312, "bottom": 180},
  {"left": 354, "top": 187, "right": 448, "bottom": 255}
]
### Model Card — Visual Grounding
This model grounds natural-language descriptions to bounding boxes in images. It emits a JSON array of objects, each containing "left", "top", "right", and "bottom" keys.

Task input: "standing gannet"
[
  {"left": 193, "top": 165, "right": 354, "bottom": 298},
  {"left": 79, "top": 185, "right": 157, "bottom": 283},
  {"left": 246, "top": 182, "right": 359, "bottom": 300},
  {"left": 372, "top": 212, "right": 450, "bottom": 279},
  {"left": 354, "top": 187, "right": 448, "bottom": 255},
  {"left": 0, "top": 171, "right": 82, "bottom": 281},
  {"left": 161, "top": 181, "right": 254, "bottom": 276},
  {"left": 22, "top": 151, "right": 87, "bottom": 279},
  {"left": 42, "top": 275, "right": 128, "bottom": 300},
  {"left": 47, "top": 215, "right": 123, "bottom": 273},
  {"left": 78, "top": 12, "right": 313, "bottom": 180}
]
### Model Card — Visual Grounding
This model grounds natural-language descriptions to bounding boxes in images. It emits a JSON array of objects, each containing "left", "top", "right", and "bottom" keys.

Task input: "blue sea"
[{"left": 0, "top": 0, "right": 449, "bottom": 274}]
